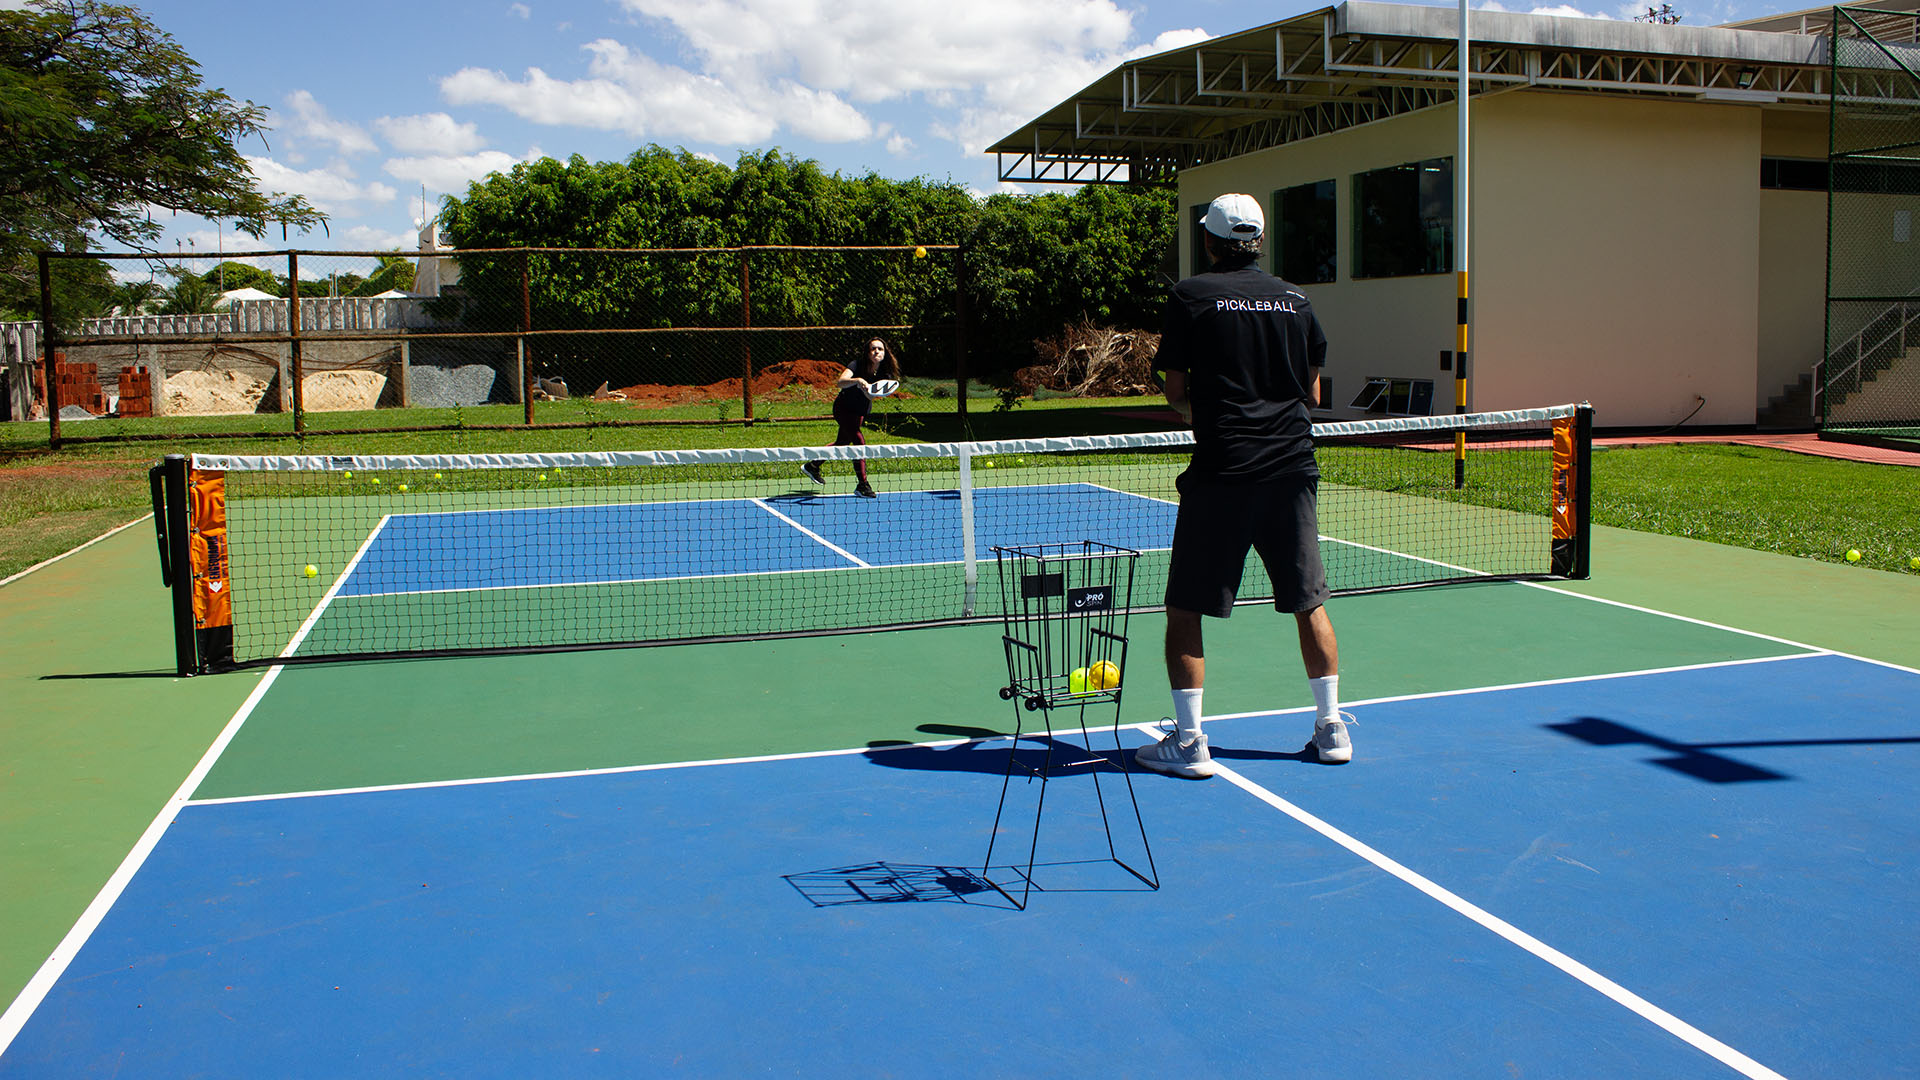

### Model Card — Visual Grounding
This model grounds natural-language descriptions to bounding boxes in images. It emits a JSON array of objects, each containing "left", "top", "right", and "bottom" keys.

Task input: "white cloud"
[
  {"left": 339, "top": 225, "right": 419, "bottom": 251},
  {"left": 284, "top": 90, "right": 377, "bottom": 156},
  {"left": 509, "top": 2, "right": 531, "bottom": 15},
  {"left": 384, "top": 148, "right": 543, "bottom": 194},
  {"left": 886, "top": 132, "right": 915, "bottom": 156},
  {"left": 247, "top": 156, "right": 397, "bottom": 216},
  {"left": 375, "top": 113, "right": 488, "bottom": 155},
  {"left": 439, "top": 0, "right": 1204, "bottom": 158}
]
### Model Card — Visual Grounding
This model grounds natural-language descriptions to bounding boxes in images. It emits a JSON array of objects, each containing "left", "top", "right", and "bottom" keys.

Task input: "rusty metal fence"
[{"left": 23, "top": 244, "right": 968, "bottom": 447}]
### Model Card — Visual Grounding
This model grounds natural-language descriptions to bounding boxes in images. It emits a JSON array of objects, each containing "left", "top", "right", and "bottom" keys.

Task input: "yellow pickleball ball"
[
  {"left": 303, "top": 564, "right": 318, "bottom": 578},
  {"left": 433, "top": 472, "right": 442, "bottom": 480},
  {"left": 1069, "top": 667, "right": 1089, "bottom": 694},
  {"left": 397, "top": 483, "right": 408, "bottom": 492},
  {"left": 913, "top": 246, "right": 927, "bottom": 259},
  {"left": 1910, "top": 556, "right": 1920, "bottom": 570},
  {"left": 343, "top": 471, "right": 353, "bottom": 480},
  {"left": 1845, "top": 549, "right": 1861, "bottom": 562},
  {"left": 1088, "top": 660, "right": 1120, "bottom": 689},
  {"left": 370, "top": 477, "right": 381, "bottom": 485}
]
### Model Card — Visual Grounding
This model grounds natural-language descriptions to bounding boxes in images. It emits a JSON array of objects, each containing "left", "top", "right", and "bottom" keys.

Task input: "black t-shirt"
[
  {"left": 834, "top": 353, "right": 882, "bottom": 413},
  {"left": 1154, "top": 259, "right": 1326, "bottom": 480}
]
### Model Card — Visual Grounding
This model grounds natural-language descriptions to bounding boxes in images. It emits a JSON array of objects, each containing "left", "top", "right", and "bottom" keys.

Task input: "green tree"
[
  {"left": 157, "top": 266, "right": 218, "bottom": 314},
  {"left": 200, "top": 260, "right": 282, "bottom": 296},
  {"left": 0, "top": 0, "right": 325, "bottom": 319},
  {"left": 352, "top": 254, "right": 416, "bottom": 296},
  {"left": 437, "top": 144, "right": 1177, "bottom": 382},
  {"left": 106, "top": 276, "right": 159, "bottom": 314}
]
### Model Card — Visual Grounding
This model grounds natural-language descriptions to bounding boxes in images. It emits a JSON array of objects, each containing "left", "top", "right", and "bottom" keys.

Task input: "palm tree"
[
  {"left": 157, "top": 268, "right": 219, "bottom": 314},
  {"left": 107, "top": 278, "right": 160, "bottom": 316}
]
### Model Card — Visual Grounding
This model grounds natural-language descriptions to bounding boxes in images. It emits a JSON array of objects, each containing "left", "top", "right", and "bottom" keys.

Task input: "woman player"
[{"left": 803, "top": 337, "right": 901, "bottom": 498}]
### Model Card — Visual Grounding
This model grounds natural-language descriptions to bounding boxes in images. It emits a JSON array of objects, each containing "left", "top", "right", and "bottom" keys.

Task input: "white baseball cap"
[{"left": 1204, "top": 193, "right": 1265, "bottom": 239}]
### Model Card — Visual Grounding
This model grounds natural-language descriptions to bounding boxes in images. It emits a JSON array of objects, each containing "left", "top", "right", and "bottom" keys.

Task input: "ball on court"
[
  {"left": 303, "top": 564, "right": 318, "bottom": 578},
  {"left": 1089, "top": 660, "right": 1120, "bottom": 689},
  {"left": 343, "top": 471, "right": 352, "bottom": 480},
  {"left": 538, "top": 473, "right": 547, "bottom": 482},
  {"left": 1910, "top": 556, "right": 1920, "bottom": 570},
  {"left": 1845, "top": 549, "right": 1862, "bottom": 562},
  {"left": 433, "top": 472, "right": 442, "bottom": 480},
  {"left": 1069, "top": 667, "right": 1089, "bottom": 694},
  {"left": 397, "top": 483, "right": 408, "bottom": 492},
  {"left": 370, "top": 477, "right": 381, "bottom": 485},
  {"left": 913, "top": 246, "right": 927, "bottom": 259}
]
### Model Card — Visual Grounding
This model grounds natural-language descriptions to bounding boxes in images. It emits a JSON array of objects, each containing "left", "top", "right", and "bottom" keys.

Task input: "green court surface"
[{"left": 4, "top": 513, "right": 1919, "bottom": 1019}]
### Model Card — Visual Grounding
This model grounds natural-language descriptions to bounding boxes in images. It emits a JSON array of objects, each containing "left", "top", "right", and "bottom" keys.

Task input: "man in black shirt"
[{"left": 1137, "top": 193, "right": 1353, "bottom": 779}]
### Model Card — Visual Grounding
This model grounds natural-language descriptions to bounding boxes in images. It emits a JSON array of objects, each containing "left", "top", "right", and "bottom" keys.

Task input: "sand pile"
[
  {"left": 166, "top": 369, "right": 270, "bottom": 415},
  {"left": 301, "top": 370, "right": 386, "bottom": 411}
]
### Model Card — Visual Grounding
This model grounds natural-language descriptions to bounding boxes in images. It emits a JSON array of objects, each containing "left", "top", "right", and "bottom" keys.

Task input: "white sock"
[
  {"left": 1309, "top": 675, "right": 1340, "bottom": 725},
  {"left": 1171, "top": 688, "right": 1204, "bottom": 738}
]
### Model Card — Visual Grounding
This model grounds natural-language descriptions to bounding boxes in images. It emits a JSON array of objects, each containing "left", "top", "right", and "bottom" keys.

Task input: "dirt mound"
[{"left": 614, "top": 357, "right": 862, "bottom": 409}]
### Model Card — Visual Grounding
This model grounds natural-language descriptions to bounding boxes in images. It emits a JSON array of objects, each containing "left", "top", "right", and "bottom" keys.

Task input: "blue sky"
[{"left": 72, "top": 0, "right": 1796, "bottom": 268}]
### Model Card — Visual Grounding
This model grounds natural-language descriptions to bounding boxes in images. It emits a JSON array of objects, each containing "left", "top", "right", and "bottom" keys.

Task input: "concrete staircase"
[{"left": 1757, "top": 370, "right": 1815, "bottom": 431}]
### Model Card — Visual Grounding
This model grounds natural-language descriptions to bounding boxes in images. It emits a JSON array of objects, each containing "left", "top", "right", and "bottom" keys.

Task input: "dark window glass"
[
  {"left": 1275, "top": 180, "right": 1336, "bottom": 284},
  {"left": 1761, "top": 157, "right": 1827, "bottom": 191},
  {"left": 1353, "top": 157, "right": 1453, "bottom": 279}
]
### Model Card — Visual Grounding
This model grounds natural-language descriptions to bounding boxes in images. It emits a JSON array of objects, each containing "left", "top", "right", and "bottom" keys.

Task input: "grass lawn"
[{"left": 2, "top": 396, "right": 1916, "bottom": 581}]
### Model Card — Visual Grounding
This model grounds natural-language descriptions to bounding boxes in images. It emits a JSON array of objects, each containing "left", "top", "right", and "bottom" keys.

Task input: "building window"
[
  {"left": 1760, "top": 157, "right": 1827, "bottom": 191},
  {"left": 1275, "top": 180, "right": 1336, "bottom": 284},
  {"left": 1352, "top": 157, "right": 1453, "bottom": 279},
  {"left": 1763, "top": 156, "right": 1920, "bottom": 193},
  {"left": 1349, "top": 377, "right": 1435, "bottom": 416}
]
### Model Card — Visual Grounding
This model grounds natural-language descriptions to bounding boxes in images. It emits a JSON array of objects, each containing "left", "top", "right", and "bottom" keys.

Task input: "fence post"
[
  {"left": 289, "top": 252, "right": 305, "bottom": 431},
  {"left": 521, "top": 249, "right": 533, "bottom": 426},
  {"left": 740, "top": 249, "right": 754, "bottom": 422},
  {"left": 38, "top": 252, "right": 61, "bottom": 448},
  {"left": 954, "top": 242, "right": 970, "bottom": 428}
]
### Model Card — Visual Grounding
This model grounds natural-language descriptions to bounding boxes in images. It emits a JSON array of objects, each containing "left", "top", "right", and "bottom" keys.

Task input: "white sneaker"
[
  {"left": 1312, "top": 711, "right": 1357, "bottom": 764},
  {"left": 1135, "top": 724, "right": 1217, "bottom": 779}
]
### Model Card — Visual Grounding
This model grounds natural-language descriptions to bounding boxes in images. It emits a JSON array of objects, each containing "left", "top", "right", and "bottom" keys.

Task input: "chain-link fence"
[
  {"left": 22, "top": 244, "right": 969, "bottom": 446},
  {"left": 1824, "top": 7, "right": 1920, "bottom": 446}
]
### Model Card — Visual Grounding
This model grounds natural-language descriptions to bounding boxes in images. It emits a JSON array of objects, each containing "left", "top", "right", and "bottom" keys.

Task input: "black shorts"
[{"left": 1164, "top": 472, "right": 1330, "bottom": 617}]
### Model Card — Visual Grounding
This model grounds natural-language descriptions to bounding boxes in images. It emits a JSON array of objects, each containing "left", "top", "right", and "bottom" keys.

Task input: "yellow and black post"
[{"left": 1454, "top": 271, "right": 1469, "bottom": 489}]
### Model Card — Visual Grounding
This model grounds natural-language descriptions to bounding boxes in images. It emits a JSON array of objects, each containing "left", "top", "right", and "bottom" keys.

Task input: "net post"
[
  {"left": 959, "top": 444, "right": 978, "bottom": 617},
  {"left": 1573, "top": 403, "right": 1593, "bottom": 580},
  {"left": 157, "top": 455, "right": 199, "bottom": 676}
]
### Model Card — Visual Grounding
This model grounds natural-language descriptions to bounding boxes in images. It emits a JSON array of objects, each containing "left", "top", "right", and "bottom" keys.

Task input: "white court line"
[
  {"left": 1521, "top": 579, "right": 1920, "bottom": 677},
  {"left": 752, "top": 498, "right": 871, "bottom": 567},
  {"left": 0, "top": 514, "right": 152, "bottom": 589},
  {"left": 182, "top": 651, "right": 1830, "bottom": 807},
  {"left": 0, "top": 663, "right": 285, "bottom": 1054},
  {"left": 1182, "top": 744, "right": 1790, "bottom": 1080}
]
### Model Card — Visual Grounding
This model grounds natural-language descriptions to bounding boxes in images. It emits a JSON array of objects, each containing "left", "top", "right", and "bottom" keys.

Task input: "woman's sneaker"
[
  {"left": 1312, "top": 712, "right": 1357, "bottom": 764},
  {"left": 855, "top": 481, "right": 877, "bottom": 498},
  {"left": 1135, "top": 724, "right": 1216, "bottom": 778},
  {"left": 801, "top": 461, "right": 824, "bottom": 485}
]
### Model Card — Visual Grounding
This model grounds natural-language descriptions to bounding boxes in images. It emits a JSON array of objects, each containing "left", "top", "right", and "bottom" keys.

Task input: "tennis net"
[{"left": 150, "top": 403, "right": 1591, "bottom": 673}]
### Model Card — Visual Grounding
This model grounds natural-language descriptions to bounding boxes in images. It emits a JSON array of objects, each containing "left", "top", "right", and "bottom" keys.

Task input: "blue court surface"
[
  {"left": 339, "top": 484, "right": 1174, "bottom": 595},
  {"left": 3, "top": 629, "right": 1915, "bottom": 1077}
]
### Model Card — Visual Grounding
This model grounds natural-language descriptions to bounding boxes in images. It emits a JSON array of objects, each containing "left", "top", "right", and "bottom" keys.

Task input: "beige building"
[{"left": 992, "top": 1, "right": 1920, "bottom": 428}]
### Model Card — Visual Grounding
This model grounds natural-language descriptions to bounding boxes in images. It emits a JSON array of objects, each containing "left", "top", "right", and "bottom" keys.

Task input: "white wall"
[{"left": 1179, "top": 90, "right": 1793, "bottom": 427}]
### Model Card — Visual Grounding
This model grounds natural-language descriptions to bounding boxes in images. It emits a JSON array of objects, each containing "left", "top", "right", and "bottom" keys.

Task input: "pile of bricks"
[
  {"left": 32, "top": 353, "right": 108, "bottom": 416},
  {"left": 117, "top": 366, "right": 154, "bottom": 417}
]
